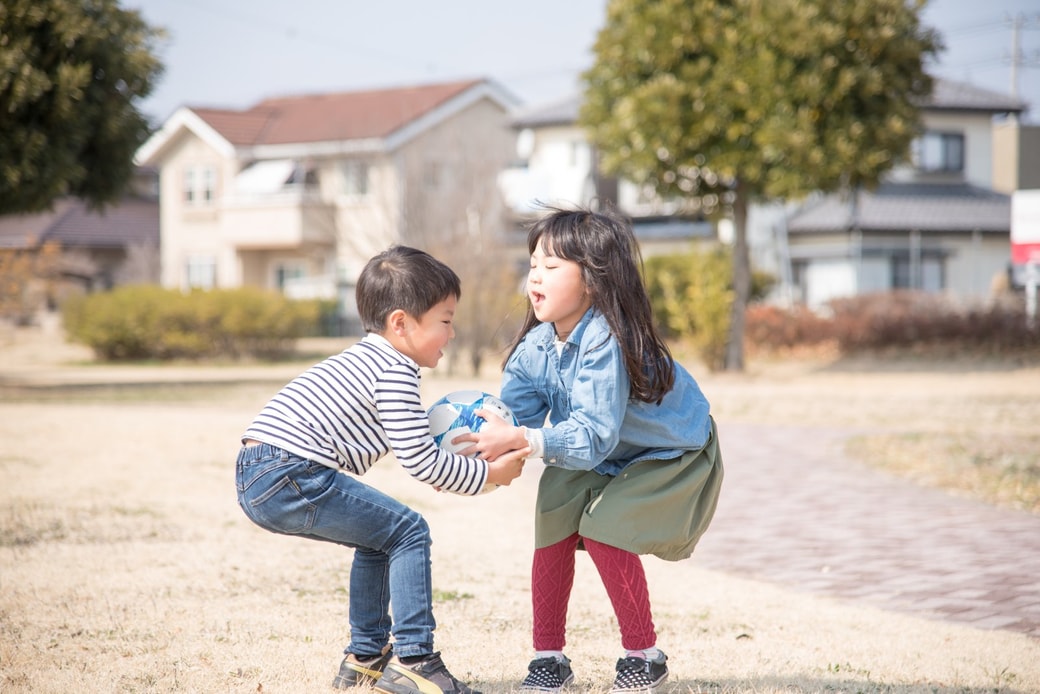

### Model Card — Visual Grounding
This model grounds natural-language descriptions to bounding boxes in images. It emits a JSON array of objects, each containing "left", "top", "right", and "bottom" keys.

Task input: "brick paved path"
[{"left": 692, "top": 422, "right": 1040, "bottom": 638}]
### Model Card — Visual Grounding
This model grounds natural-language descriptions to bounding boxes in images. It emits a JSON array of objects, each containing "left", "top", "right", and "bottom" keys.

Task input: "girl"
[{"left": 471, "top": 206, "right": 724, "bottom": 692}]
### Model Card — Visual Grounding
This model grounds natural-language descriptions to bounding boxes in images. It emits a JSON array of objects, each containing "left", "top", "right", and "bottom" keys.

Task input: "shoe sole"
[
  {"left": 334, "top": 655, "right": 393, "bottom": 689},
  {"left": 375, "top": 667, "right": 456, "bottom": 694},
  {"left": 334, "top": 665, "right": 384, "bottom": 688}
]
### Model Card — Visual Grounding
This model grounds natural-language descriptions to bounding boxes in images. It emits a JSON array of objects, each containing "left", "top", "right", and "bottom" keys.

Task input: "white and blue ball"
[{"left": 426, "top": 389, "right": 518, "bottom": 455}]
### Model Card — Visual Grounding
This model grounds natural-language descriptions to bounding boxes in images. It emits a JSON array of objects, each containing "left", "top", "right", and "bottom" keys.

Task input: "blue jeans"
[{"left": 235, "top": 442, "right": 434, "bottom": 658}]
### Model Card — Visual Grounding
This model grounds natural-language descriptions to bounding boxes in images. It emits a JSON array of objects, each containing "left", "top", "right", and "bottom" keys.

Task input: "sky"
[{"left": 128, "top": 0, "right": 1040, "bottom": 126}]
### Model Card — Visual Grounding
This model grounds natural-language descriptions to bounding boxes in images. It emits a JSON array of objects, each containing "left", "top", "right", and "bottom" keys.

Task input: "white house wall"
[
  {"left": 158, "top": 133, "right": 232, "bottom": 290},
  {"left": 806, "top": 260, "right": 857, "bottom": 308},
  {"left": 503, "top": 124, "right": 591, "bottom": 211},
  {"left": 888, "top": 111, "right": 996, "bottom": 188},
  {"left": 944, "top": 233, "right": 1011, "bottom": 297}
]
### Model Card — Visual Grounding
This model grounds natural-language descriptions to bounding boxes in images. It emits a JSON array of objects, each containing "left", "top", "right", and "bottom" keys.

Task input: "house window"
[
  {"left": 891, "top": 254, "right": 943, "bottom": 291},
  {"left": 912, "top": 132, "right": 964, "bottom": 173},
  {"left": 185, "top": 255, "right": 216, "bottom": 290},
  {"left": 274, "top": 262, "right": 306, "bottom": 291},
  {"left": 183, "top": 165, "right": 216, "bottom": 204},
  {"left": 340, "top": 160, "right": 369, "bottom": 196}
]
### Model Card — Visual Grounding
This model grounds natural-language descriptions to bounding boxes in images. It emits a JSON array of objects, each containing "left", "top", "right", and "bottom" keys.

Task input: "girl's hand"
[
  {"left": 485, "top": 445, "right": 530, "bottom": 487},
  {"left": 451, "top": 408, "right": 526, "bottom": 461}
]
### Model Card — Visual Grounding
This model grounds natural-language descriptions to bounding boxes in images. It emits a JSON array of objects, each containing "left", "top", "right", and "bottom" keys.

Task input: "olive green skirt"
[{"left": 534, "top": 417, "right": 723, "bottom": 561}]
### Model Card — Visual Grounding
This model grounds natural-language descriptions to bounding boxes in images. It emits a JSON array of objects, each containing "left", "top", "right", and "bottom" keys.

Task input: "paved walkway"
[{"left": 693, "top": 422, "right": 1040, "bottom": 639}]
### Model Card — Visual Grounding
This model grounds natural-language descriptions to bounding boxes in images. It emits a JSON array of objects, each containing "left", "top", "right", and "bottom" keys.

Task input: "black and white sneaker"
[
  {"left": 519, "top": 655, "right": 574, "bottom": 692},
  {"left": 611, "top": 651, "right": 668, "bottom": 693}
]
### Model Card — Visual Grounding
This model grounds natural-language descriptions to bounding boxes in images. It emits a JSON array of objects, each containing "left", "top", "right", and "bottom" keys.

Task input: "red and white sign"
[{"left": 1011, "top": 190, "right": 1040, "bottom": 265}]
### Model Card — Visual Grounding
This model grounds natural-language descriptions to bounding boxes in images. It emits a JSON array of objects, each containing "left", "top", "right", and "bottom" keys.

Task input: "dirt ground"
[{"left": 1, "top": 324, "right": 1039, "bottom": 693}]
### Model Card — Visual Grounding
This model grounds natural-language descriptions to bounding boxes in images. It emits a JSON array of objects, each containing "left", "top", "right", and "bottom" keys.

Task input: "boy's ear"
[{"left": 387, "top": 308, "right": 409, "bottom": 335}]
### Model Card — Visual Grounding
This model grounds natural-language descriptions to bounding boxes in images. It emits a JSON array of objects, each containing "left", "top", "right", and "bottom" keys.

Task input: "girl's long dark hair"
[{"left": 505, "top": 205, "right": 675, "bottom": 404}]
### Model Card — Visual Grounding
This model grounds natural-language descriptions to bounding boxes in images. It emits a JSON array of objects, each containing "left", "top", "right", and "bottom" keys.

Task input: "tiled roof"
[
  {"left": 511, "top": 77, "right": 1025, "bottom": 128},
  {"left": 191, "top": 79, "right": 485, "bottom": 146},
  {"left": 511, "top": 94, "right": 581, "bottom": 128},
  {"left": 787, "top": 182, "right": 1011, "bottom": 234},
  {"left": 925, "top": 78, "right": 1026, "bottom": 113},
  {"left": 0, "top": 200, "right": 78, "bottom": 249},
  {"left": 0, "top": 197, "right": 158, "bottom": 250}
]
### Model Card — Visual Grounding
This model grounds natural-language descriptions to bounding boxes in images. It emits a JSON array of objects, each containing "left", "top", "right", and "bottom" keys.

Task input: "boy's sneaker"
[
  {"left": 611, "top": 651, "right": 668, "bottom": 693},
  {"left": 519, "top": 655, "right": 574, "bottom": 692},
  {"left": 333, "top": 649, "right": 394, "bottom": 688},
  {"left": 373, "top": 652, "right": 480, "bottom": 694}
]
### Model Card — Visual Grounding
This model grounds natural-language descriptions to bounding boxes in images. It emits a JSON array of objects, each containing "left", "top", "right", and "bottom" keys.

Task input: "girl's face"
[{"left": 528, "top": 241, "right": 592, "bottom": 339}]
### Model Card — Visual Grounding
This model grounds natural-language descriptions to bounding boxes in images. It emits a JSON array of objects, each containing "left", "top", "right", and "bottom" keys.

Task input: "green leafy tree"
[
  {"left": 580, "top": 0, "right": 941, "bottom": 370},
  {"left": 0, "top": 0, "right": 164, "bottom": 214}
]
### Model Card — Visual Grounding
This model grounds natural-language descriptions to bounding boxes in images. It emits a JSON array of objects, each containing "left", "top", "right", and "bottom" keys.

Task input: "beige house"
[
  {"left": 135, "top": 79, "right": 520, "bottom": 326},
  {"left": 784, "top": 78, "right": 1031, "bottom": 307}
]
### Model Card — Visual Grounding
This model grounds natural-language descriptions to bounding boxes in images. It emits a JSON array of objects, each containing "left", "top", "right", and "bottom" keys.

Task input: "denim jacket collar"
[{"left": 530, "top": 307, "right": 599, "bottom": 352}]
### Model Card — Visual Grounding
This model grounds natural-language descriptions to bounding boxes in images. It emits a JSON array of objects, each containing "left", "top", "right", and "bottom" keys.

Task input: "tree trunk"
[{"left": 725, "top": 185, "right": 750, "bottom": 371}]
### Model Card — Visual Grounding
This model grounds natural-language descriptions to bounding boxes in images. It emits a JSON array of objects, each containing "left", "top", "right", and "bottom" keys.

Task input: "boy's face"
[{"left": 384, "top": 295, "right": 457, "bottom": 368}]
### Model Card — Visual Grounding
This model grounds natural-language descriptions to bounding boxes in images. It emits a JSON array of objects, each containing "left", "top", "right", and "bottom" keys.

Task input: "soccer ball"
[{"left": 426, "top": 389, "right": 519, "bottom": 494}]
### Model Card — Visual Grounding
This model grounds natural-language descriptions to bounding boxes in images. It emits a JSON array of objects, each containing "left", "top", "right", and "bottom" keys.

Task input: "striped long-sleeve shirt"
[{"left": 242, "top": 333, "right": 489, "bottom": 495}]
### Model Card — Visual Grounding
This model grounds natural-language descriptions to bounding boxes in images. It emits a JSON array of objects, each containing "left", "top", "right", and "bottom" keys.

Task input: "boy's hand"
[{"left": 485, "top": 445, "right": 529, "bottom": 487}]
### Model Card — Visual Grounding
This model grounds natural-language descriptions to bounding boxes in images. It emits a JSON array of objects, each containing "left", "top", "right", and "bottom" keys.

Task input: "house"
[
  {"left": 497, "top": 94, "right": 714, "bottom": 259},
  {"left": 496, "top": 77, "right": 1036, "bottom": 310},
  {"left": 783, "top": 78, "right": 1030, "bottom": 307},
  {"left": 0, "top": 170, "right": 160, "bottom": 320},
  {"left": 135, "top": 78, "right": 521, "bottom": 328}
]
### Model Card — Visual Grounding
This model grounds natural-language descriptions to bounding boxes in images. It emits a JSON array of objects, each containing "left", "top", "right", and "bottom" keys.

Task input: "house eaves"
[
  {"left": 507, "top": 76, "right": 1026, "bottom": 133},
  {"left": 135, "top": 107, "right": 237, "bottom": 165},
  {"left": 923, "top": 78, "right": 1026, "bottom": 115},
  {"left": 139, "top": 79, "right": 522, "bottom": 165},
  {"left": 510, "top": 94, "right": 582, "bottom": 129},
  {"left": 787, "top": 183, "right": 1011, "bottom": 235},
  {"left": 382, "top": 79, "right": 521, "bottom": 150}
]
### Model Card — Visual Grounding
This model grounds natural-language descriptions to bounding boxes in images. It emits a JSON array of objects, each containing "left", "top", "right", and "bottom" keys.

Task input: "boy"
[{"left": 235, "top": 245, "right": 528, "bottom": 694}]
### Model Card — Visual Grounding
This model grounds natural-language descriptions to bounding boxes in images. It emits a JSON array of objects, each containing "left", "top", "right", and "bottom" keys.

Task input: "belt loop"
[{"left": 280, "top": 449, "right": 289, "bottom": 462}]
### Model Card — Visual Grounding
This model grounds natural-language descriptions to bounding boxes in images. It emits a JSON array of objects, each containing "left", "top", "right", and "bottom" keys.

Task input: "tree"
[
  {"left": 0, "top": 240, "right": 62, "bottom": 324},
  {"left": 0, "top": 0, "right": 164, "bottom": 214},
  {"left": 580, "top": 0, "right": 941, "bottom": 370}
]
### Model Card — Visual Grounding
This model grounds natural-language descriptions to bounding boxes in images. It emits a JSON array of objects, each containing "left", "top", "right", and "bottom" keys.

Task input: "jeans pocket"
[{"left": 245, "top": 472, "right": 318, "bottom": 535}]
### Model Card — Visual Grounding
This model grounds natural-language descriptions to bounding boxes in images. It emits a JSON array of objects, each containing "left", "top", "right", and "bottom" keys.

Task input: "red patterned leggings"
[{"left": 531, "top": 532, "right": 656, "bottom": 651}]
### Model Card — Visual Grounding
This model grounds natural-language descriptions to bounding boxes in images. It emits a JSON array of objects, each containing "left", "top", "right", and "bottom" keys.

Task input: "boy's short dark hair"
[{"left": 356, "top": 245, "right": 461, "bottom": 333}]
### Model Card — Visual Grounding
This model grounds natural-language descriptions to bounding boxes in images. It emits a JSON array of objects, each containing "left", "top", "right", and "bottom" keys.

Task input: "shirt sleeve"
[
  {"left": 375, "top": 363, "right": 489, "bottom": 495},
  {"left": 538, "top": 339, "right": 629, "bottom": 470}
]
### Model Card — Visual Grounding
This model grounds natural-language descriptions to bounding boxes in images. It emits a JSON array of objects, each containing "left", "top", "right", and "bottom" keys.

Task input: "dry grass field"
[{"left": 2, "top": 325, "right": 1039, "bottom": 693}]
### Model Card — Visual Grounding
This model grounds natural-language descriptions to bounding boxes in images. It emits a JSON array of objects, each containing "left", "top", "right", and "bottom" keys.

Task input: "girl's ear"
[{"left": 387, "top": 308, "right": 409, "bottom": 335}]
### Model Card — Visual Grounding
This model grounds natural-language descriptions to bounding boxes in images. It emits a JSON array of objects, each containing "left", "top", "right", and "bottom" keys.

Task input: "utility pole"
[{"left": 1005, "top": 12, "right": 1040, "bottom": 104}]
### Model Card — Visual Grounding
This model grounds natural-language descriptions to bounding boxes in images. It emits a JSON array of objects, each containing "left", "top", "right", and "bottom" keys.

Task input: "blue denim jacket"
[{"left": 500, "top": 308, "right": 712, "bottom": 476}]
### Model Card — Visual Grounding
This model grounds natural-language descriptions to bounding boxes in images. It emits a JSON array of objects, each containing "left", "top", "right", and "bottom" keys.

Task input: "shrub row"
[
  {"left": 62, "top": 285, "right": 322, "bottom": 361},
  {"left": 746, "top": 291, "right": 1039, "bottom": 355}
]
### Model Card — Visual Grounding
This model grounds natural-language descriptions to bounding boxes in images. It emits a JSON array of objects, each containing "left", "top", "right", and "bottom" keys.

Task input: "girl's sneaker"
[
  {"left": 611, "top": 651, "right": 668, "bottom": 693},
  {"left": 519, "top": 655, "right": 574, "bottom": 692},
  {"left": 333, "top": 649, "right": 394, "bottom": 688}
]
